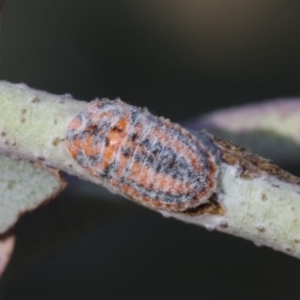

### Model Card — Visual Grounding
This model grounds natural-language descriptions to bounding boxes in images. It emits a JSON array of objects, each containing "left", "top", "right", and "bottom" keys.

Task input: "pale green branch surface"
[
  {"left": 1, "top": 81, "right": 300, "bottom": 259},
  {"left": 167, "top": 163, "right": 300, "bottom": 257}
]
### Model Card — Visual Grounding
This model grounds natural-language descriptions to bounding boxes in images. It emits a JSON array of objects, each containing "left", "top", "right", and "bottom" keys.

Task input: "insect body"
[{"left": 66, "top": 99, "right": 218, "bottom": 212}]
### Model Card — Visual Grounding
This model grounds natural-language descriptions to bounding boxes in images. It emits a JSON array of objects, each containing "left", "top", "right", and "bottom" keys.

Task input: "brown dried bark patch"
[{"left": 213, "top": 136, "right": 300, "bottom": 185}]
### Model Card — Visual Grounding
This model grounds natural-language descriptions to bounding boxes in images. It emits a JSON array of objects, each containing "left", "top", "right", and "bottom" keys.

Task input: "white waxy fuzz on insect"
[{"left": 66, "top": 99, "right": 219, "bottom": 212}]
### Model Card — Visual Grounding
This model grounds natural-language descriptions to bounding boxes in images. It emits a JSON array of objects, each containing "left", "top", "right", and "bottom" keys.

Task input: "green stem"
[{"left": 1, "top": 80, "right": 300, "bottom": 259}]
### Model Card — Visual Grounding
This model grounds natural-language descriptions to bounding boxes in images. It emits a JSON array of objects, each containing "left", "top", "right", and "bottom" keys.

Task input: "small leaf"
[
  {"left": 0, "top": 154, "right": 66, "bottom": 234},
  {"left": 0, "top": 234, "right": 15, "bottom": 277}
]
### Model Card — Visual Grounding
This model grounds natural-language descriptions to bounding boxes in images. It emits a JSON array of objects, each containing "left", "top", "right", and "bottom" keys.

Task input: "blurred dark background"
[{"left": 1, "top": 1, "right": 300, "bottom": 299}]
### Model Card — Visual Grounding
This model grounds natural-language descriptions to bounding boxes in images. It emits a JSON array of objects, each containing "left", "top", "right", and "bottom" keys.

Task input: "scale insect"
[{"left": 66, "top": 99, "right": 218, "bottom": 212}]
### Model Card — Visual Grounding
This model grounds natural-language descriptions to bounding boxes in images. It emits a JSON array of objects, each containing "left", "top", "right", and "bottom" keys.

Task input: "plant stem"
[{"left": 1, "top": 80, "right": 300, "bottom": 258}]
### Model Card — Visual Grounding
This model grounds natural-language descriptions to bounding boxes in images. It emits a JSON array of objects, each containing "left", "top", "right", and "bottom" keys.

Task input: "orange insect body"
[{"left": 66, "top": 99, "right": 218, "bottom": 212}]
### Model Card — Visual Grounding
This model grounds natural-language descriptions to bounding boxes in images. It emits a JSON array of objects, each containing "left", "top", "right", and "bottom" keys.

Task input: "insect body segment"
[{"left": 66, "top": 99, "right": 218, "bottom": 212}]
